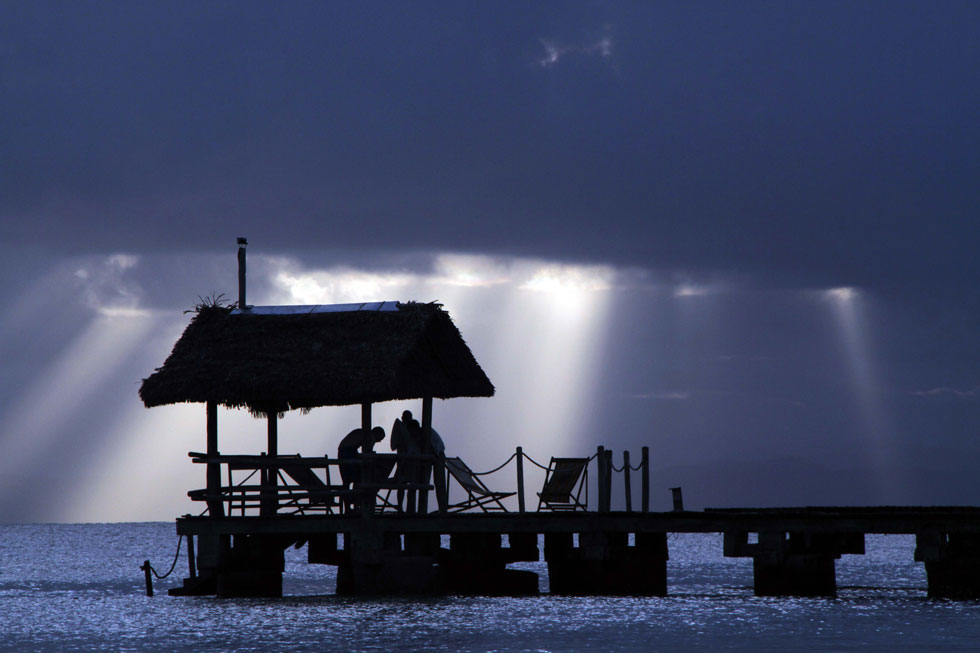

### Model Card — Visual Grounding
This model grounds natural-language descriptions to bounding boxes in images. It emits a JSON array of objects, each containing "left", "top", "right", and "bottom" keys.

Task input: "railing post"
[
  {"left": 259, "top": 452, "right": 269, "bottom": 516},
  {"left": 597, "top": 446, "right": 608, "bottom": 512},
  {"left": 187, "top": 535, "right": 197, "bottom": 579},
  {"left": 641, "top": 446, "right": 650, "bottom": 514},
  {"left": 435, "top": 453, "right": 448, "bottom": 514},
  {"left": 516, "top": 446, "right": 526, "bottom": 513},
  {"left": 671, "top": 486, "right": 684, "bottom": 512},
  {"left": 141, "top": 560, "right": 153, "bottom": 597},
  {"left": 604, "top": 450, "right": 613, "bottom": 512},
  {"left": 623, "top": 450, "right": 632, "bottom": 513}
]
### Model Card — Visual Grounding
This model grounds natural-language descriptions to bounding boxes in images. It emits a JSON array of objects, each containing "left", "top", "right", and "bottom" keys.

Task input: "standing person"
[
  {"left": 391, "top": 411, "right": 420, "bottom": 511},
  {"left": 415, "top": 416, "right": 447, "bottom": 513}
]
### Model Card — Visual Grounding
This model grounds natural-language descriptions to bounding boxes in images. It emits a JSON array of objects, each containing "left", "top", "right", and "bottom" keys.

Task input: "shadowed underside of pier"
[{"left": 169, "top": 507, "right": 980, "bottom": 600}]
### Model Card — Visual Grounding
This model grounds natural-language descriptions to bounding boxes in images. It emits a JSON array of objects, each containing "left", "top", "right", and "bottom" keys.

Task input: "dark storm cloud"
[
  {"left": 1, "top": 2, "right": 979, "bottom": 519},
  {"left": 2, "top": 1, "right": 977, "bottom": 292}
]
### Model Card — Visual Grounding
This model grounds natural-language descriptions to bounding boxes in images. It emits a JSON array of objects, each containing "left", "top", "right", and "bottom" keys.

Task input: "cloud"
[
  {"left": 538, "top": 28, "right": 614, "bottom": 68},
  {"left": 673, "top": 284, "right": 712, "bottom": 298},
  {"left": 73, "top": 254, "right": 151, "bottom": 317},
  {"left": 629, "top": 391, "right": 691, "bottom": 401},
  {"left": 909, "top": 385, "right": 980, "bottom": 399}
]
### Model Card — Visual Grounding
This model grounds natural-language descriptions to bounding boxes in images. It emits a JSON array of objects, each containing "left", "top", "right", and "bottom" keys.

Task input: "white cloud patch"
[
  {"left": 269, "top": 253, "right": 618, "bottom": 305},
  {"left": 909, "top": 385, "right": 980, "bottom": 399},
  {"left": 538, "top": 28, "right": 614, "bottom": 68},
  {"left": 629, "top": 391, "right": 691, "bottom": 401},
  {"left": 74, "top": 253, "right": 151, "bottom": 318},
  {"left": 431, "top": 254, "right": 512, "bottom": 288},
  {"left": 674, "top": 284, "right": 712, "bottom": 298},
  {"left": 825, "top": 286, "right": 858, "bottom": 302}
]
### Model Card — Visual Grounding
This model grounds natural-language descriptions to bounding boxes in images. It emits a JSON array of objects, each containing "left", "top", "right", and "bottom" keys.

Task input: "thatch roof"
[{"left": 139, "top": 301, "right": 494, "bottom": 413}]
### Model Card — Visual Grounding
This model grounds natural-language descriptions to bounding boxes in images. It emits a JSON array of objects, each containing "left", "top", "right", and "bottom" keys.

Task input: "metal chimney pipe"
[{"left": 237, "top": 237, "right": 247, "bottom": 309}]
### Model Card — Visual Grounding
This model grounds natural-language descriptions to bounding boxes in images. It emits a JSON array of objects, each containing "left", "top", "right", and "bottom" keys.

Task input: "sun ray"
[{"left": 824, "top": 286, "right": 894, "bottom": 498}]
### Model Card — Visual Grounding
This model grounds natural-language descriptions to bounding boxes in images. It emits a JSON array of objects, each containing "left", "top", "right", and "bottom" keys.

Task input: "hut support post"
[
  {"left": 261, "top": 412, "right": 278, "bottom": 517},
  {"left": 623, "top": 451, "right": 632, "bottom": 513},
  {"left": 641, "top": 447, "right": 650, "bottom": 514},
  {"left": 361, "top": 403, "right": 371, "bottom": 432},
  {"left": 516, "top": 446, "right": 526, "bottom": 513},
  {"left": 360, "top": 403, "right": 376, "bottom": 515},
  {"left": 419, "top": 397, "right": 437, "bottom": 514},
  {"left": 206, "top": 401, "right": 224, "bottom": 517}
]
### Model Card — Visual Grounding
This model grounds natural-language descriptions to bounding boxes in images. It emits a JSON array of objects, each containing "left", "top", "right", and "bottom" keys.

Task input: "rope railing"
[
  {"left": 609, "top": 460, "right": 644, "bottom": 473},
  {"left": 188, "top": 445, "right": 651, "bottom": 517},
  {"left": 139, "top": 535, "right": 185, "bottom": 596},
  {"left": 466, "top": 452, "right": 516, "bottom": 476},
  {"left": 520, "top": 451, "right": 551, "bottom": 471}
]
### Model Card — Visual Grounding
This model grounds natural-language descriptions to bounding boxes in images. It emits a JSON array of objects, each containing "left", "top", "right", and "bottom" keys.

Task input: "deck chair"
[
  {"left": 280, "top": 460, "right": 340, "bottom": 514},
  {"left": 537, "top": 457, "right": 589, "bottom": 511},
  {"left": 445, "top": 457, "right": 514, "bottom": 512}
]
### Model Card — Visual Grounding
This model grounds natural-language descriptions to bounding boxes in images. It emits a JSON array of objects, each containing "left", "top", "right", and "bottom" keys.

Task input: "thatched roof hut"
[{"left": 139, "top": 301, "right": 494, "bottom": 414}]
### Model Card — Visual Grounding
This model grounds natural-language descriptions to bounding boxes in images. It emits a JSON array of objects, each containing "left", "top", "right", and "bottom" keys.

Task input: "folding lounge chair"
[
  {"left": 445, "top": 457, "right": 515, "bottom": 512},
  {"left": 279, "top": 460, "right": 341, "bottom": 514},
  {"left": 537, "top": 457, "right": 589, "bottom": 511}
]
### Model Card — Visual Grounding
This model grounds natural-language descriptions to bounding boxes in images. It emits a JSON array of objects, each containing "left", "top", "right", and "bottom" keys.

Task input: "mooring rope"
[
  {"left": 468, "top": 452, "right": 516, "bottom": 476},
  {"left": 144, "top": 535, "right": 184, "bottom": 580}
]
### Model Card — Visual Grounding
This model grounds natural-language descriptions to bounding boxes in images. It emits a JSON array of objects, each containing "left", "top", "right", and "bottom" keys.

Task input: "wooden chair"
[
  {"left": 537, "top": 457, "right": 589, "bottom": 511},
  {"left": 445, "top": 457, "right": 514, "bottom": 512},
  {"left": 279, "top": 459, "right": 342, "bottom": 514}
]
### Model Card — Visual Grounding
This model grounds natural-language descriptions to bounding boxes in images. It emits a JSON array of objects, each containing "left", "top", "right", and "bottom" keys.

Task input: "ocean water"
[{"left": 1, "top": 523, "right": 979, "bottom": 651}]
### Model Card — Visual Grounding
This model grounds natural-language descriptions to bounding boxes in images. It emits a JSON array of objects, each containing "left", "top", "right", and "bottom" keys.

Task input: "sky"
[{"left": 1, "top": 1, "right": 978, "bottom": 522}]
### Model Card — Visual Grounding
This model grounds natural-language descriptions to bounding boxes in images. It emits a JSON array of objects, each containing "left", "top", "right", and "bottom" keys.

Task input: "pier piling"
[
  {"left": 725, "top": 530, "right": 864, "bottom": 597},
  {"left": 915, "top": 532, "right": 980, "bottom": 599}
]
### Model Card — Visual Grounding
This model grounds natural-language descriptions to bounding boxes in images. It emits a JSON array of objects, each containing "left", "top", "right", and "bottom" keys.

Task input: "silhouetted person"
[
  {"left": 338, "top": 426, "right": 385, "bottom": 511},
  {"left": 427, "top": 426, "right": 445, "bottom": 457},
  {"left": 391, "top": 411, "right": 422, "bottom": 511},
  {"left": 416, "top": 420, "right": 447, "bottom": 513}
]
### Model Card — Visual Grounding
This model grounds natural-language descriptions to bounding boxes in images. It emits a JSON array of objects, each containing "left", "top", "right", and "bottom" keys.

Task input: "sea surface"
[{"left": 1, "top": 523, "right": 979, "bottom": 651}]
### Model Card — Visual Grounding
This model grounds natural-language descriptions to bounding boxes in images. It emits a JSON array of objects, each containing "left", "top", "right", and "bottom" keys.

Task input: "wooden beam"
[
  {"left": 206, "top": 401, "right": 224, "bottom": 517},
  {"left": 361, "top": 402, "right": 372, "bottom": 432},
  {"left": 267, "top": 412, "right": 278, "bottom": 457},
  {"left": 420, "top": 397, "right": 435, "bottom": 513},
  {"left": 262, "top": 411, "right": 278, "bottom": 517},
  {"left": 421, "top": 397, "right": 432, "bottom": 432}
]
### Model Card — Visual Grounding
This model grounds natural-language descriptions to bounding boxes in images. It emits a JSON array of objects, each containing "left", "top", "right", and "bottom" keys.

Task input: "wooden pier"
[
  {"left": 140, "top": 243, "right": 980, "bottom": 601},
  {"left": 167, "top": 463, "right": 980, "bottom": 600}
]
